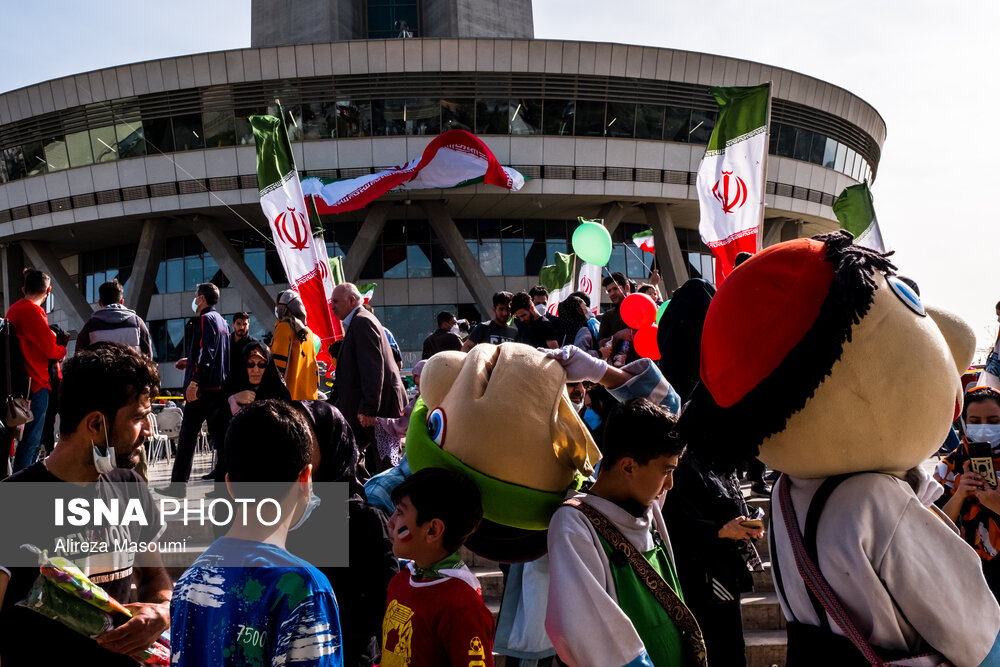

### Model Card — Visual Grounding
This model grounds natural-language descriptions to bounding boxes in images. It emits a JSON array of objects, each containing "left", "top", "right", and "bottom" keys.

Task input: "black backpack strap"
[{"left": 797, "top": 473, "right": 856, "bottom": 631}]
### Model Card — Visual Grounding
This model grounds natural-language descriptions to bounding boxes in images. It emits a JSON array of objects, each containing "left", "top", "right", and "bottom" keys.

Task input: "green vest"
[{"left": 598, "top": 534, "right": 687, "bottom": 667}]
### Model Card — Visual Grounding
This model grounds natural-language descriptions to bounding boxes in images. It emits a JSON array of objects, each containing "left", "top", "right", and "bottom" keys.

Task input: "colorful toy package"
[{"left": 17, "top": 546, "right": 170, "bottom": 665}]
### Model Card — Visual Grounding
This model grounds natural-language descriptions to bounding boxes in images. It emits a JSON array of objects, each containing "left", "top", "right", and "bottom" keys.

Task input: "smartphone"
[
  {"left": 740, "top": 518, "right": 765, "bottom": 530},
  {"left": 969, "top": 440, "right": 998, "bottom": 488}
]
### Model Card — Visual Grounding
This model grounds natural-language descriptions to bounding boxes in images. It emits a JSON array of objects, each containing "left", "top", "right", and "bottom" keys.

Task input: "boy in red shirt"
[
  {"left": 382, "top": 468, "right": 494, "bottom": 667},
  {"left": 6, "top": 268, "right": 66, "bottom": 472}
]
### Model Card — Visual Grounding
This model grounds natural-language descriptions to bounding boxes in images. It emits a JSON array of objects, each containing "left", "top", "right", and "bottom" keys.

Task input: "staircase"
[
  {"left": 743, "top": 491, "right": 787, "bottom": 667},
  {"left": 476, "top": 486, "right": 788, "bottom": 667}
]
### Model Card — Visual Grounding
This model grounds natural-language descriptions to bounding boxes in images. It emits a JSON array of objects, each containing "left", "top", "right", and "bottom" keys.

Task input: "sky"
[{"left": 1, "top": 1, "right": 996, "bottom": 351}]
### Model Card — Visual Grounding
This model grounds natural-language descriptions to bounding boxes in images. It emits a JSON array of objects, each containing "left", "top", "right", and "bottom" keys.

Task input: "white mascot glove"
[{"left": 542, "top": 345, "right": 609, "bottom": 383}]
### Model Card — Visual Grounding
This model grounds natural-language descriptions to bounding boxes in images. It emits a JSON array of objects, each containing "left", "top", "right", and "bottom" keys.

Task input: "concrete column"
[
  {"left": 643, "top": 204, "right": 689, "bottom": 295},
  {"left": 125, "top": 218, "right": 168, "bottom": 318},
  {"left": 343, "top": 202, "right": 391, "bottom": 283},
  {"left": 421, "top": 200, "right": 496, "bottom": 315},
  {"left": 193, "top": 220, "right": 277, "bottom": 330},
  {"left": 1, "top": 244, "right": 24, "bottom": 312},
  {"left": 20, "top": 240, "right": 93, "bottom": 330},
  {"left": 762, "top": 219, "right": 787, "bottom": 248},
  {"left": 597, "top": 201, "right": 628, "bottom": 236}
]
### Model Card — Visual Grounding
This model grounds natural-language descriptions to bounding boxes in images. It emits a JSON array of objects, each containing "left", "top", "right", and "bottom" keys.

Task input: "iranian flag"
[
  {"left": 250, "top": 113, "right": 340, "bottom": 363},
  {"left": 696, "top": 83, "right": 770, "bottom": 285},
  {"left": 539, "top": 252, "right": 575, "bottom": 316},
  {"left": 358, "top": 282, "right": 377, "bottom": 305},
  {"left": 833, "top": 182, "right": 887, "bottom": 253},
  {"left": 577, "top": 262, "right": 602, "bottom": 316},
  {"left": 301, "top": 130, "right": 525, "bottom": 214},
  {"left": 632, "top": 229, "right": 655, "bottom": 254}
]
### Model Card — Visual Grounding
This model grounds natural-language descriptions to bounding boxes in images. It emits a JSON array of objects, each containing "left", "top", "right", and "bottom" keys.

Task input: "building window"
[
  {"left": 367, "top": 0, "right": 420, "bottom": 39},
  {"left": 80, "top": 244, "right": 137, "bottom": 303}
]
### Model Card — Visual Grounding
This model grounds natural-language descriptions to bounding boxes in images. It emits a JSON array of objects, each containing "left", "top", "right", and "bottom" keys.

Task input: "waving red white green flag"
[
  {"left": 301, "top": 130, "right": 524, "bottom": 214},
  {"left": 250, "top": 113, "right": 340, "bottom": 360},
  {"left": 632, "top": 229, "right": 655, "bottom": 254},
  {"left": 539, "top": 252, "right": 576, "bottom": 316},
  {"left": 696, "top": 83, "right": 770, "bottom": 285}
]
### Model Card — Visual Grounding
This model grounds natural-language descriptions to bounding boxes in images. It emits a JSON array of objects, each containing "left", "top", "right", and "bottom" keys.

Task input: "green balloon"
[
  {"left": 571, "top": 221, "right": 613, "bottom": 266},
  {"left": 655, "top": 299, "right": 670, "bottom": 323}
]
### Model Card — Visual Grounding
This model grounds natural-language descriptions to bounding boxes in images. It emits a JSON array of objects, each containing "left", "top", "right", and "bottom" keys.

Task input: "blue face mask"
[{"left": 583, "top": 408, "right": 602, "bottom": 431}]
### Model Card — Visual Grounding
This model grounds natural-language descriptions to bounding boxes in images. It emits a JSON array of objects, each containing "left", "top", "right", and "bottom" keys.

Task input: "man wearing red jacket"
[{"left": 6, "top": 269, "right": 66, "bottom": 472}]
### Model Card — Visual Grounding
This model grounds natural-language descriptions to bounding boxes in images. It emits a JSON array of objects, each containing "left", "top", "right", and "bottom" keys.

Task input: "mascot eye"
[
  {"left": 427, "top": 408, "right": 446, "bottom": 447},
  {"left": 887, "top": 276, "right": 926, "bottom": 317}
]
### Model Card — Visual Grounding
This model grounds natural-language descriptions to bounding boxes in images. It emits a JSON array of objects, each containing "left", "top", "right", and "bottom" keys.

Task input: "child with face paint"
[
  {"left": 935, "top": 387, "right": 1000, "bottom": 601},
  {"left": 382, "top": 468, "right": 495, "bottom": 667}
]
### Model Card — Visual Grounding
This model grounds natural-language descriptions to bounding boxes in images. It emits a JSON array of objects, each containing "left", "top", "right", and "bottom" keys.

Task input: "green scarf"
[{"left": 411, "top": 551, "right": 465, "bottom": 581}]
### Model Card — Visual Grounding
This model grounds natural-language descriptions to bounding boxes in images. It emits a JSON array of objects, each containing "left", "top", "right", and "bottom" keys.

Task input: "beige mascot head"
[
  {"left": 679, "top": 230, "right": 974, "bottom": 477},
  {"left": 406, "top": 343, "right": 601, "bottom": 560}
]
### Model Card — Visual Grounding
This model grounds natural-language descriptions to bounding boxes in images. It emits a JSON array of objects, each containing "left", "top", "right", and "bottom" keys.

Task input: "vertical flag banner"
[
  {"left": 577, "top": 262, "right": 602, "bottom": 316},
  {"left": 249, "top": 113, "right": 339, "bottom": 362},
  {"left": 632, "top": 229, "right": 655, "bottom": 254},
  {"left": 539, "top": 252, "right": 576, "bottom": 316},
  {"left": 307, "top": 196, "right": 344, "bottom": 343},
  {"left": 696, "top": 83, "right": 770, "bottom": 285},
  {"left": 329, "top": 255, "right": 345, "bottom": 287},
  {"left": 832, "top": 182, "right": 887, "bottom": 253}
]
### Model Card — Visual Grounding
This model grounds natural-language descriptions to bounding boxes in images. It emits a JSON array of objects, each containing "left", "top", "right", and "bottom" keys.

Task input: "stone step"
[
  {"left": 744, "top": 629, "right": 787, "bottom": 667},
  {"left": 753, "top": 561, "right": 774, "bottom": 592},
  {"left": 741, "top": 591, "right": 786, "bottom": 632},
  {"left": 474, "top": 566, "right": 505, "bottom": 602},
  {"left": 461, "top": 546, "right": 502, "bottom": 569}
]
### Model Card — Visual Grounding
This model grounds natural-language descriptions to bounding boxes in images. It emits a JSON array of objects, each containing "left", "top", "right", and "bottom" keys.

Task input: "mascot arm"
[
  {"left": 608, "top": 359, "right": 682, "bottom": 416},
  {"left": 545, "top": 507, "right": 652, "bottom": 667},
  {"left": 879, "top": 497, "right": 1000, "bottom": 666},
  {"left": 363, "top": 456, "right": 410, "bottom": 515}
]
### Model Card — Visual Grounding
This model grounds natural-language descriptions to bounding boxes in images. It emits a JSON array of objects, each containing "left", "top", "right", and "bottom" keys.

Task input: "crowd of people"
[{"left": 0, "top": 260, "right": 999, "bottom": 667}]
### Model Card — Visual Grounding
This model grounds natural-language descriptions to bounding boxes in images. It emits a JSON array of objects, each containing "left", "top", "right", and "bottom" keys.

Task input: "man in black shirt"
[
  {"left": 462, "top": 291, "right": 518, "bottom": 351},
  {"left": 0, "top": 343, "right": 171, "bottom": 666},
  {"left": 511, "top": 291, "right": 559, "bottom": 349},
  {"left": 421, "top": 310, "right": 463, "bottom": 359}
]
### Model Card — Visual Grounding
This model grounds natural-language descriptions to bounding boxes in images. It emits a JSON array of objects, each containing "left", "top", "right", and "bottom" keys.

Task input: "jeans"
[{"left": 13, "top": 388, "right": 49, "bottom": 473}]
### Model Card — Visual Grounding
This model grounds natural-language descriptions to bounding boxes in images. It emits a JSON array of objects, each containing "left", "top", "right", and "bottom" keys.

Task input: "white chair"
[{"left": 148, "top": 407, "right": 183, "bottom": 464}]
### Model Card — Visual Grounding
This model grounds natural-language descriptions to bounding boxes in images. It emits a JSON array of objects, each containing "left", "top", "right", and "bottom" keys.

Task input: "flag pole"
[{"left": 757, "top": 81, "right": 773, "bottom": 252}]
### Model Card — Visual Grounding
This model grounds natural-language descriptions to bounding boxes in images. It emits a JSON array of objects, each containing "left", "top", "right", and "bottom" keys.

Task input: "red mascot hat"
[{"left": 677, "top": 230, "right": 896, "bottom": 464}]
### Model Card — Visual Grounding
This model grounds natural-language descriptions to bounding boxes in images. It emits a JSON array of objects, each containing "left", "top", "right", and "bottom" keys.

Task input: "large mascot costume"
[
  {"left": 681, "top": 231, "right": 1000, "bottom": 666},
  {"left": 406, "top": 342, "right": 602, "bottom": 561}
]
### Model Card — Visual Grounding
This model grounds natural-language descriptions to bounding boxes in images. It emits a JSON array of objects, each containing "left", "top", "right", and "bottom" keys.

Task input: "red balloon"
[
  {"left": 634, "top": 325, "right": 660, "bottom": 360},
  {"left": 620, "top": 293, "right": 657, "bottom": 329}
]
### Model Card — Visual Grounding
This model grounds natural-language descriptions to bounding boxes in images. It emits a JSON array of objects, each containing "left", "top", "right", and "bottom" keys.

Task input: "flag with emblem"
[
  {"left": 250, "top": 112, "right": 339, "bottom": 360},
  {"left": 539, "top": 252, "right": 576, "bottom": 316},
  {"left": 577, "top": 262, "right": 602, "bottom": 316},
  {"left": 301, "top": 129, "right": 525, "bottom": 214},
  {"left": 833, "top": 182, "right": 887, "bottom": 253},
  {"left": 696, "top": 83, "right": 770, "bottom": 285}
]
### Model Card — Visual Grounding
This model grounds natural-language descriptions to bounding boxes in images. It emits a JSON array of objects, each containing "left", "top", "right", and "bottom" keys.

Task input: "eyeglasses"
[{"left": 246, "top": 362, "right": 267, "bottom": 369}]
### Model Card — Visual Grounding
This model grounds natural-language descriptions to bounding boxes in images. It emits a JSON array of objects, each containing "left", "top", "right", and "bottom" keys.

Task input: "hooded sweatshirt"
[{"left": 76, "top": 303, "right": 152, "bottom": 357}]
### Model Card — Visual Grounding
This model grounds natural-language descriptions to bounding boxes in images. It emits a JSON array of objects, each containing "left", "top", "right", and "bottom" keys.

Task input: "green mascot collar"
[{"left": 406, "top": 399, "right": 583, "bottom": 531}]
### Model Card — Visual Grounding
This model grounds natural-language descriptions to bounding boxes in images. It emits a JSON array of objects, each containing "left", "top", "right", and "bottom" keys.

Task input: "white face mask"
[
  {"left": 967, "top": 423, "right": 1000, "bottom": 447},
  {"left": 571, "top": 400, "right": 585, "bottom": 413},
  {"left": 450, "top": 325, "right": 460, "bottom": 335},
  {"left": 191, "top": 297, "right": 200, "bottom": 313},
  {"left": 535, "top": 303, "right": 547, "bottom": 316},
  {"left": 274, "top": 306, "right": 280, "bottom": 319},
  {"left": 290, "top": 479, "right": 321, "bottom": 531},
  {"left": 92, "top": 414, "right": 116, "bottom": 475}
]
